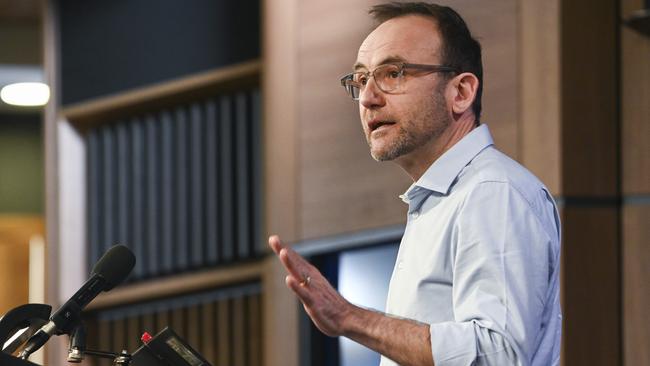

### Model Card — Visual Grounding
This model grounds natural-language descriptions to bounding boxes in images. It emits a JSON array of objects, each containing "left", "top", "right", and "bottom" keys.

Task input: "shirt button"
[
  {"left": 398, "top": 261, "right": 404, "bottom": 270},
  {"left": 411, "top": 210, "right": 420, "bottom": 219}
]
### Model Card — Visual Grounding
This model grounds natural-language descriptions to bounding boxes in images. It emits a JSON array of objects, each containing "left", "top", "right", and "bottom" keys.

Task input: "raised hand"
[{"left": 268, "top": 235, "right": 353, "bottom": 337}]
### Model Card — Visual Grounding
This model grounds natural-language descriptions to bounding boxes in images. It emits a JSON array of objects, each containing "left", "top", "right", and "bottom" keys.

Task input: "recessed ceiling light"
[{"left": 0, "top": 82, "right": 50, "bottom": 107}]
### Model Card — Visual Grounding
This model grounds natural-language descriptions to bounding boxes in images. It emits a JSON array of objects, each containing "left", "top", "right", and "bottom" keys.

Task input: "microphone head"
[{"left": 91, "top": 244, "right": 136, "bottom": 290}]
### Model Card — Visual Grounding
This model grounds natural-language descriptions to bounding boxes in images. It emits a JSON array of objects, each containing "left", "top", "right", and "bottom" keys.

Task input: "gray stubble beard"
[
  {"left": 369, "top": 91, "right": 451, "bottom": 162},
  {"left": 370, "top": 125, "right": 421, "bottom": 161}
]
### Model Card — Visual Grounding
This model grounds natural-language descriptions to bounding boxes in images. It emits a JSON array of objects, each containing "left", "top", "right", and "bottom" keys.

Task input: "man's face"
[{"left": 355, "top": 15, "right": 452, "bottom": 162}]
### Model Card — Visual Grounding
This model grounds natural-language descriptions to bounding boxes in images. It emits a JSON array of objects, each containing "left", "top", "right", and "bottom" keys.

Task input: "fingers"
[
  {"left": 268, "top": 235, "right": 283, "bottom": 254},
  {"left": 269, "top": 236, "right": 348, "bottom": 338},
  {"left": 279, "top": 247, "right": 314, "bottom": 286},
  {"left": 269, "top": 235, "right": 313, "bottom": 284},
  {"left": 269, "top": 234, "right": 322, "bottom": 308},
  {"left": 285, "top": 275, "right": 313, "bottom": 306}
]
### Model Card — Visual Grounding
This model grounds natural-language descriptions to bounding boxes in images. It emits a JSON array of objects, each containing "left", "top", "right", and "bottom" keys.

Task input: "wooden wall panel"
[
  {"left": 520, "top": 0, "right": 561, "bottom": 194},
  {"left": 262, "top": 257, "right": 299, "bottom": 366},
  {"left": 297, "top": 0, "right": 409, "bottom": 240},
  {"left": 248, "top": 293, "right": 263, "bottom": 366},
  {"left": 217, "top": 300, "right": 230, "bottom": 366},
  {"left": 623, "top": 205, "right": 650, "bottom": 366},
  {"left": 186, "top": 304, "right": 201, "bottom": 355},
  {"left": 200, "top": 302, "right": 216, "bottom": 362},
  {"left": 297, "top": 0, "right": 520, "bottom": 239},
  {"left": 621, "top": 0, "right": 645, "bottom": 18},
  {"left": 261, "top": 1, "right": 303, "bottom": 361},
  {"left": 561, "top": 0, "right": 618, "bottom": 197},
  {"left": 442, "top": 0, "right": 520, "bottom": 159},
  {"left": 562, "top": 207, "right": 620, "bottom": 366},
  {"left": 621, "top": 26, "right": 650, "bottom": 195},
  {"left": 263, "top": 0, "right": 300, "bottom": 243},
  {"left": 557, "top": 2, "right": 621, "bottom": 364},
  {"left": 621, "top": 1, "right": 650, "bottom": 365}
]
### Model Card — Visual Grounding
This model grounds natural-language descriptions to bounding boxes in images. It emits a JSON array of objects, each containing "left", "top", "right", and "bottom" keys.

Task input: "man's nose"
[{"left": 359, "top": 78, "right": 386, "bottom": 109}]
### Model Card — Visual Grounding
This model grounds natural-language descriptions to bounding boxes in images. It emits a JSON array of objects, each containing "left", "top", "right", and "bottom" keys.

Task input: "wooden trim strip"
[
  {"left": 293, "top": 224, "right": 405, "bottom": 257},
  {"left": 88, "top": 260, "right": 264, "bottom": 310},
  {"left": 61, "top": 59, "right": 261, "bottom": 128}
]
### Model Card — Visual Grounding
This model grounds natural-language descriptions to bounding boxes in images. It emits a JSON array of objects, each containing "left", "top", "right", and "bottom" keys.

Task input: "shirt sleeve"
[{"left": 429, "top": 181, "right": 556, "bottom": 366}]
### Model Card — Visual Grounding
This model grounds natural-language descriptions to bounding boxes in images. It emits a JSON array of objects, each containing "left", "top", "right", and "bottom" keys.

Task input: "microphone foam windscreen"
[{"left": 91, "top": 244, "right": 136, "bottom": 290}]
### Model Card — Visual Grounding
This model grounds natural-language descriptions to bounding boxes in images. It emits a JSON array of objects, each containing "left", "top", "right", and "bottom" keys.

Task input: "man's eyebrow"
[
  {"left": 353, "top": 61, "right": 367, "bottom": 71},
  {"left": 353, "top": 55, "right": 407, "bottom": 71}
]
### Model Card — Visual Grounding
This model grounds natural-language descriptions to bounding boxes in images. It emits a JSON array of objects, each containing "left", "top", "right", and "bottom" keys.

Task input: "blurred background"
[{"left": 0, "top": 0, "right": 648, "bottom": 365}]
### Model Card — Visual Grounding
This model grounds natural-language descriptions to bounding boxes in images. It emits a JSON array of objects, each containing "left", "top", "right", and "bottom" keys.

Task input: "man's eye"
[
  {"left": 388, "top": 70, "right": 400, "bottom": 79},
  {"left": 358, "top": 76, "right": 368, "bottom": 85}
]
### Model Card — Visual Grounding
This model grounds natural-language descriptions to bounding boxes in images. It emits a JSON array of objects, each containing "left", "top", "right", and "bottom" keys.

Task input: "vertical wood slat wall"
[
  {"left": 52, "top": 60, "right": 265, "bottom": 365},
  {"left": 86, "top": 284, "right": 262, "bottom": 366},
  {"left": 72, "top": 76, "right": 265, "bottom": 365},
  {"left": 86, "top": 88, "right": 262, "bottom": 282}
]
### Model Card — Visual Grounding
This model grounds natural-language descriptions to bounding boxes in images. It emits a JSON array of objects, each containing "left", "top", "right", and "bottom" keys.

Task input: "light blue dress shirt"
[{"left": 380, "top": 125, "right": 562, "bottom": 366}]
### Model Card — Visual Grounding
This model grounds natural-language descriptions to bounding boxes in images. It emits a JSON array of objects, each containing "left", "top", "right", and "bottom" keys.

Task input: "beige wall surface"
[
  {"left": 520, "top": 0, "right": 561, "bottom": 194},
  {"left": 263, "top": 0, "right": 300, "bottom": 243}
]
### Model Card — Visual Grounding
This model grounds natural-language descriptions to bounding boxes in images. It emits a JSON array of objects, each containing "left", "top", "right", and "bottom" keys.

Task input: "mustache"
[{"left": 364, "top": 115, "right": 397, "bottom": 125}]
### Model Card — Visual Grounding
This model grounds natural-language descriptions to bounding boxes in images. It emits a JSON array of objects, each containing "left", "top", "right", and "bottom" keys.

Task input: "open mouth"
[{"left": 368, "top": 120, "right": 396, "bottom": 132}]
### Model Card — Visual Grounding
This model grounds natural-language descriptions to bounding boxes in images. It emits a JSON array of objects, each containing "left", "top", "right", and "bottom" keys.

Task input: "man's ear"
[{"left": 448, "top": 72, "right": 479, "bottom": 115}]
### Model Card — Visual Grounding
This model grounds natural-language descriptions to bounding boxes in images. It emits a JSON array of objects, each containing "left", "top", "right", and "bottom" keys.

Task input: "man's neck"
[{"left": 396, "top": 115, "right": 477, "bottom": 182}]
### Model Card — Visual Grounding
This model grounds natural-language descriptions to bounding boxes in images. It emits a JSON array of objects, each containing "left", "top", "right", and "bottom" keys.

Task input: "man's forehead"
[{"left": 355, "top": 15, "right": 442, "bottom": 69}]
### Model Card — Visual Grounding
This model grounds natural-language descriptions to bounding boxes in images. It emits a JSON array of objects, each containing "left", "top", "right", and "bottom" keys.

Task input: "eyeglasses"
[{"left": 340, "top": 62, "right": 458, "bottom": 100}]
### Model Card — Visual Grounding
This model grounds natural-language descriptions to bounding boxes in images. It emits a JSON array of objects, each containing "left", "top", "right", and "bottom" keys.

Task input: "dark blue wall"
[{"left": 58, "top": 0, "right": 260, "bottom": 105}]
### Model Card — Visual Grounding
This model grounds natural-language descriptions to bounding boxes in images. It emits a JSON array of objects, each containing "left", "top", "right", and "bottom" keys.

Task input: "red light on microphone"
[{"left": 141, "top": 332, "right": 153, "bottom": 344}]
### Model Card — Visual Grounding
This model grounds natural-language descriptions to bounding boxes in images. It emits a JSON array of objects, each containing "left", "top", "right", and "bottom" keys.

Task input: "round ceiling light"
[{"left": 0, "top": 82, "right": 50, "bottom": 107}]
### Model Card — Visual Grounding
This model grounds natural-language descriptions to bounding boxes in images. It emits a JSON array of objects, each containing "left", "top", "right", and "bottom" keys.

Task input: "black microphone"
[{"left": 19, "top": 244, "right": 135, "bottom": 359}]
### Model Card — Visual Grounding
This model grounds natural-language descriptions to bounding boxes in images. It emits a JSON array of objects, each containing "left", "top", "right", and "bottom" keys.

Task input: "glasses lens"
[
  {"left": 341, "top": 64, "right": 401, "bottom": 100},
  {"left": 350, "top": 84, "right": 360, "bottom": 99},
  {"left": 375, "top": 64, "right": 401, "bottom": 92},
  {"left": 351, "top": 72, "right": 367, "bottom": 85},
  {"left": 342, "top": 75, "right": 361, "bottom": 100}
]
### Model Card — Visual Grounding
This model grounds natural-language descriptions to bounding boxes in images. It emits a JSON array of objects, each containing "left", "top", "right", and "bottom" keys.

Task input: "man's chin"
[{"left": 370, "top": 146, "right": 399, "bottom": 162}]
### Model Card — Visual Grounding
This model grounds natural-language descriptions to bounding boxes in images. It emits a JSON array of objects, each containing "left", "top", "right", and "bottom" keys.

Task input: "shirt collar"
[{"left": 401, "top": 124, "right": 494, "bottom": 202}]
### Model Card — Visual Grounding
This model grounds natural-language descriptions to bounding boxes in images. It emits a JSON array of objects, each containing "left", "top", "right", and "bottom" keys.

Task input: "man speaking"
[{"left": 269, "top": 3, "right": 562, "bottom": 365}]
